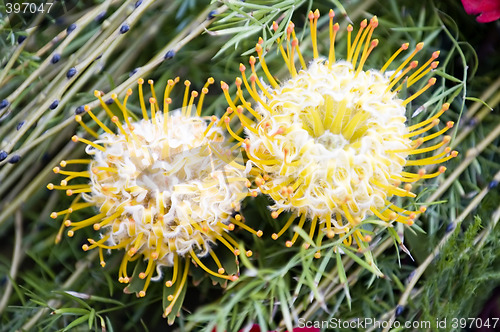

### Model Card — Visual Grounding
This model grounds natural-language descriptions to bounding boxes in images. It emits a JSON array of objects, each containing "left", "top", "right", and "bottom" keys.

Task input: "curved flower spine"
[
  {"left": 48, "top": 78, "right": 259, "bottom": 320},
  {"left": 221, "top": 9, "right": 458, "bottom": 253}
]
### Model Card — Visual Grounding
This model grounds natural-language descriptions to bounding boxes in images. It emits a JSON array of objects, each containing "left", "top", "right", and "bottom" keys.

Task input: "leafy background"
[{"left": 0, "top": 0, "right": 499, "bottom": 331}]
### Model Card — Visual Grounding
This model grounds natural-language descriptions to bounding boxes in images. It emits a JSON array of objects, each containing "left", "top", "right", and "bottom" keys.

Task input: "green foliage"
[{"left": 1, "top": 0, "right": 499, "bottom": 331}]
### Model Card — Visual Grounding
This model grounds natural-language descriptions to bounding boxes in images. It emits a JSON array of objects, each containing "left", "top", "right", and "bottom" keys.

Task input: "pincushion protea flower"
[
  {"left": 48, "top": 77, "right": 257, "bottom": 319},
  {"left": 221, "top": 10, "right": 457, "bottom": 257}
]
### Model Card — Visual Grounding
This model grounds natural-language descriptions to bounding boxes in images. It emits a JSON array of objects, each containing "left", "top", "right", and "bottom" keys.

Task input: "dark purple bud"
[
  {"left": 105, "top": 99, "right": 114, "bottom": 105},
  {"left": 208, "top": 10, "right": 217, "bottom": 19},
  {"left": 135, "top": 0, "right": 143, "bottom": 8},
  {"left": 488, "top": 180, "right": 499, "bottom": 190},
  {"left": 395, "top": 305, "right": 404, "bottom": 316},
  {"left": 67, "top": 24, "right": 77, "bottom": 34},
  {"left": 49, "top": 100, "right": 59, "bottom": 110},
  {"left": 0, "top": 99, "right": 8, "bottom": 110},
  {"left": 129, "top": 68, "right": 139, "bottom": 77},
  {"left": 51, "top": 53, "right": 61, "bottom": 64},
  {"left": 96, "top": 11, "right": 107, "bottom": 22},
  {"left": 445, "top": 222, "right": 455, "bottom": 233},
  {"left": 120, "top": 24, "right": 130, "bottom": 34},
  {"left": 75, "top": 106, "right": 85, "bottom": 114},
  {"left": 8, "top": 155, "right": 21, "bottom": 164},
  {"left": 0, "top": 151, "right": 7, "bottom": 161},
  {"left": 16, "top": 121, "right": 25, "bottom": 130},
  {"left": 66, "top": 67, "right": 77, "bottom": 78},
  {"left": 17, "top": 35, "right": 27, "bottom": 44},
  {"left": 164, "top": 50, "right": 175, "bottom": 60}
]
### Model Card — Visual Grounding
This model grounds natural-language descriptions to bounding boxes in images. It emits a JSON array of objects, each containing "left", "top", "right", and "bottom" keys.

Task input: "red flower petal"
[{"left": 461, "top": 0, "right": 500, "bottom": 22}]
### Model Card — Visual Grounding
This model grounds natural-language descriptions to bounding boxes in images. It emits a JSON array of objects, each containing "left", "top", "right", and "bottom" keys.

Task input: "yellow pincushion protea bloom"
[
  {"left": 48, "top": 78, "right": 257, "bottom": 318},
  {"left": 221, "top": 10, "right": 457, "bottom": 256}
]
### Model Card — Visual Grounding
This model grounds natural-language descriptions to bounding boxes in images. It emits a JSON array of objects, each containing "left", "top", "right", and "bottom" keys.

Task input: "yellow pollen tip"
[
  {"left": 218, "top": 268, "right": 225, "bottom": 274},
  {"left": 246, "top": 250, "right": 253, "bottom": 257},
  {"left": 447, "top": 121, "right": 455, "bottom": 128},
  {"left": 251, "top": 191, "right": 258, "bottom": 197},
  {"left": 128, "top": 248, "right": 136, "bottom": 256},
  {"left": 148, "top": 79, "right": 154, "bottom": 85},
  {"left": 285, "top": 241, "right": 293, "bottom": 247},
  {"left": 428, "top": 77, "right": 437, "bottom": 85},
  {"left": 370, "top": 16, "right": 378, "bottom": 27},
  {"left": 347, "top": 24, "right": 353, "bottom": 32},
  {"left": 84, "top": 105, "right": 90, "bottom": 112},
  {"left": 93, "top": 90, "right": 100, "bottom": 97},
  {"left": 230, "top": 275, "right": 238, "bottom": 282},
  {"left": 402, "top": 43, "right": 409, "bottom": 50},
  {"left": 420, "top": 207, "right": 427, "bottom": 213},
  {"left": 404, "top": 184, "right": 412, "bottom": 192},
  {"left": 66, "top": 190, "right": 73, "bottom": 196},
  {"left": 67, "top": 230, "right": 74, "bottom": 237},
  {"left": 149, "top": 97, "right": 156, "bottom": 104},
  {"left": 416, "top": 42, "right": 424, "bottom": 50},
  {"left": 75, "top": 115, "right": 82, "bottom": 122},
  {"left": 360, "top": 19, "right": 367, "bottom": 28},
  {"left": 439, "top": 166, "right": 447, "bottom": 173},
  {"left": 139, "top": 291, "right": 146, "bottom": 297},
  {"left": 60, "top": 161, "right": 67, "bottom": 167},
  {"left": 364, "top": 235, "right": 372, "bottom": 242},
  {"left": 408, "top": 220, "right": 415, "bottom": 226},
  {"left": 139, "top": 272, "right": 146, "bottom": 279},
  {"left": 165, "top": 281, "right": 173, "bottom": 287},
  {"left": 111, "top": 93, "right": 117, "bottom": 99},
  {"left": 303, "top": 243, "right": 310, "bottom": 249},
  {"left": 255, "top": 43, "right": 262, "bottom": 53},
  {"left": 329, "top": 9, "right": 334, "bottom": 18},
  {"left": 327, "top": 231, "right": 335, "bottom": 239},
  {"left": 52, "top": 167, "right": 60, "bottom": 173},
  {"left": 71, "top": 135, "right": 79, "bottom": 142},
  {"left": 451, "top": 151, "right": 458, "bottom": 157},
  {"left": 93, "top": 224, "right": 100, "bottom": 230},
  {"left": 82, "top": 244, "right": 89, "bottom": 251},
  {"left": 256, "top": 230, "right": 263, "bottom": 237},
  {"left": 137, "top": 78, "right": 144, "bottom": 84},
  {"left": 100, "top": 261, "right": 106, "bottom": 267},
  {"left": 64, "top": 220, "right": 71, "bottom": 227},
  {"left": 50, "top": 212, "right": 57, "bottom": 219},
  {"left": 221, "top": 82, "right": 229, "bottom": 90},
  {"left": 234, "top": 249, "right": 240, "bottom": 256},
  {"left": 111, "top": 116, "right": 119, "bottom": 123},
  {"left": 410, "top": 60, "right": 418, "bottom": 68},
  {"left": 202, "top": 87, "right": 208, "bottom": 94},
  {"left": 47, "top": 183, "right": 54, "bottom": 190},
  {"left": 123, "top": 277, "right": 130, "bottom": 283},
  {"left": 272, "top": 233, "right": 278, "bottom": 240},
  {"left": 126, "top": 89, "right": 132, "bottom": 96},
  {"left": 314, "top": 252, "right": 321, "bottom": 259}
]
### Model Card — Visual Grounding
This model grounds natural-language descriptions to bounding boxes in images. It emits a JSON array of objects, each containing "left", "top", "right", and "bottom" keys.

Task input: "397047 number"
[
  {"left": 451, "top": 317, "right": 499, "bottom": 329},
  {"left": 5, "top": 2, "right": 53, "bottom": 14}
]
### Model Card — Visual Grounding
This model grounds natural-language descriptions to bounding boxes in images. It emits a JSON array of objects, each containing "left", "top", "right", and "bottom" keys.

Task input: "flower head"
[
  {"left": 48, "top": 77, "right": 255, "bottom": 319},
  {"left": 222, "top": 10, "right": 457, "bottom": 256}
]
